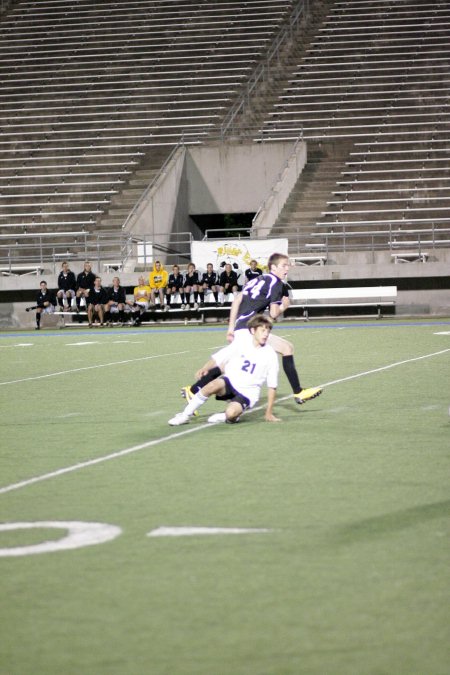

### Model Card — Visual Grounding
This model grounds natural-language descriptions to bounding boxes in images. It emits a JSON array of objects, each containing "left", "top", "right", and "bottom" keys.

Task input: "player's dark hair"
[
  {"left": 267, "top": 252, "right": 289, "bottom": 270},
  {"left": 247, "top": 314, "right": 273, "bottom": 331}
]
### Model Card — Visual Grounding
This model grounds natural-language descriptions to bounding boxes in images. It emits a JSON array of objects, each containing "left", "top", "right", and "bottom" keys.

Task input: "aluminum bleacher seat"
[
  {"left": 255, "top": 0, "right": 450, "bottom": 256},
  {"left": 0, "top": 0, "right": 295, "bottom": 239}
]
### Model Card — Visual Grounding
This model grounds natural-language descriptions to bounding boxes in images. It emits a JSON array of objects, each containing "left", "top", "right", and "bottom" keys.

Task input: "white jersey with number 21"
[{"left": 212, "top": 334, "right": 279, "bottom": 407}]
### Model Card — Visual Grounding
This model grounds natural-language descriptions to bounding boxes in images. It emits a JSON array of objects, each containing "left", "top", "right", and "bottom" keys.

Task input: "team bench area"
[{"left": 48, "top": 285, "right": 397, "bottom": 327}]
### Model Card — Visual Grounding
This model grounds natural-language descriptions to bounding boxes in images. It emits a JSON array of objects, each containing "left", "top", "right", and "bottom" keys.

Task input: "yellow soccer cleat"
[
  {"left": 181, "top": 385, "right": 199, "bottom": 416},
  {"left": 294, "top": 386, "right": 323, "bottom": 405}
]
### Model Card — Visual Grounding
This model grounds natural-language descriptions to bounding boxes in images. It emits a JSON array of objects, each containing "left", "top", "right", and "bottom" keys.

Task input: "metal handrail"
[
  {"left": 121, "top": 140, "right": 187, "bottom": 233},
  {"left": 276, "top": 225, "right": 450, "bottom": 256},
  {"left": 252, "top": 136, "right": 304, "bottom": 231},
  {"left": 220, "top": 0, "right": 310, "bottom": 139},
  {"left": 0, "top": 230, "right": 196, "bottom": 272},
  {"left": 203, "top": 227, "right": 252, "bottom": 240}
]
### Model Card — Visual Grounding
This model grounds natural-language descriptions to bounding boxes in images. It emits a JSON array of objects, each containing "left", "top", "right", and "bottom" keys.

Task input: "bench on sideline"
[
  {"left": 288, "top": 286, "right": 397, "bottom": 320},
  {"left": 36, "top": 287, "right": 398, "bottom": 327}
]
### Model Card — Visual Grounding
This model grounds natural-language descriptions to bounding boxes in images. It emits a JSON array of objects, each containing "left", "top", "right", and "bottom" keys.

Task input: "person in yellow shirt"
[
  {"left": 149, "top": 260, "right": 169, "bottom": 310},
  {"left": 132, "top": 275, "right": 151, "bottom": 325}
]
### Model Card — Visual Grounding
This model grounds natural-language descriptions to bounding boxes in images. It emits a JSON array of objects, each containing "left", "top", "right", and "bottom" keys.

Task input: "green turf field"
[{"left": 1, "top": 319, "right": 449, "bottom": 675}]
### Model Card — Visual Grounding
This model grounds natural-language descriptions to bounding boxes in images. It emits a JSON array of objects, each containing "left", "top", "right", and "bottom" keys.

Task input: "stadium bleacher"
[
  {"left": 0, "top": 0, "right": 449, "bottom": 323},
  {"left": 256, "top": 0, "right": 450, "bottom": 256},
  {"left": 0, "top": 0, "right": 295, "bottom": 267}
]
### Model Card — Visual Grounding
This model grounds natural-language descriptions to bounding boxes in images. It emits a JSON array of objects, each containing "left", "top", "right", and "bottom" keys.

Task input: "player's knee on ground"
[{"left": 225, "top": 401, "right": 243, "bottom": 423}]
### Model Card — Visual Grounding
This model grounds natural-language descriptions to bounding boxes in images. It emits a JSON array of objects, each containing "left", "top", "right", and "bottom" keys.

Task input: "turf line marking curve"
[{"left": 1, "top": 347, "right": 449, "bottom": 496}]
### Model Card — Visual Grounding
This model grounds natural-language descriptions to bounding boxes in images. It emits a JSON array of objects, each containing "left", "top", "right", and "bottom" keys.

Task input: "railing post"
[{"left": 39, "top": 236, "right": 43, "bottom": 267}]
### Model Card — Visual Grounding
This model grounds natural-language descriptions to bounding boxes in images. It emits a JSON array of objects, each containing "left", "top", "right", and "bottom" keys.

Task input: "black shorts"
[{"left": 215, "top": 376, "right": 250, "bottom": 410}]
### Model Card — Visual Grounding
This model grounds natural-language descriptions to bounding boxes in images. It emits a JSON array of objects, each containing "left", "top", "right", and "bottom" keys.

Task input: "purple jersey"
[{"left": 234, "top": 273, "right": 283, "bottom": 331}]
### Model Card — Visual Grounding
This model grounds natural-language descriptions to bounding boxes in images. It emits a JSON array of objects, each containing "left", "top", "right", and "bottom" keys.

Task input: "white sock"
[{"left": 184, "top": 392, "right": 207, "bottom": 416}]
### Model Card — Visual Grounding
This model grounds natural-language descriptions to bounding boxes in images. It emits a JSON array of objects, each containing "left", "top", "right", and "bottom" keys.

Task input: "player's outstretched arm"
[
  {"left": 264, "top": 387, "right": 281, "bottom": 422},
  {"left": 227, "top": 292, "right": 243, "bottom": 341}
]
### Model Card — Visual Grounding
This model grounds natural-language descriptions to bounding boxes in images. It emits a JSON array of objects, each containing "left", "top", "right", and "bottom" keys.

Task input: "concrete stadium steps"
[
  {"left": 0, "top": 0, "right": 297, "bottom": 237},
  {"left": 251, "top": 0, "right": 450, "bottom": 255},
  {"left": 275, "top": 142, "right": 351, "bottom": 227}
]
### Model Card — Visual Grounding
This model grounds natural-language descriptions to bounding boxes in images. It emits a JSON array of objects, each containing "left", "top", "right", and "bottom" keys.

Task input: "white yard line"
[
  {"left": 0, "top": 348, "right": 449, "bottom": 496},
  {"left": 0, "top": 344, "right": 227, "bottom": 387},
  {"left": 321, "top": 348, "right": 450, "bottom": 388},
  {"left": 0, "top": 350, "right": 191, "bottom": 386},
  {"left": 0, "top": 425, "right": 213, "bottom": 495}
]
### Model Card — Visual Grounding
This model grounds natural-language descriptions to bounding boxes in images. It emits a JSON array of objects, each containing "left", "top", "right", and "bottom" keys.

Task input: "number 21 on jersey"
[{"left": 242, "top": 360, "right": 256, "bottom": 374}]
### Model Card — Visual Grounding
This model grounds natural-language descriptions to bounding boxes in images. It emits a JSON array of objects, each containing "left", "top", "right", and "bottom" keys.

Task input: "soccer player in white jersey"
[
  {"left": 169, "top": 315, "right": 280, "bottom": 425},
  {"left": 182, "top": 252, "right": 322, "bottom": 408}
]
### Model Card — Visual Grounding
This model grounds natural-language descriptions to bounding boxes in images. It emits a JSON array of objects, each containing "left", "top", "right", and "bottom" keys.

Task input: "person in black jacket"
[
  {"left": 218, "top": 263, "right": 240, "bottom": 304},
  {"left": 244, "top": 259, "right": 263, "bottom": 284},
  {"left": 104, "top": 277, "right": 127, "bottom": 325},
  {"left": 86, "top": 276, "right": 108, "bottom": 327},
  {"left": 182, "top": 262, "right": 200, "bottom": 310},
  {"left": 166, "top": 264, "right": 185, "bottom": 308},
  {"left": 33, "top": 280, "right": 56, "bottom": 330},
  {"left": 56, "top": 261, "right": 77, "bottom": 311},
  {"left": 76, "top": 261, "right": 96, "bottom": 311},
  {"left": 199, "top": 263, "right": 219, "bottom": 306}
]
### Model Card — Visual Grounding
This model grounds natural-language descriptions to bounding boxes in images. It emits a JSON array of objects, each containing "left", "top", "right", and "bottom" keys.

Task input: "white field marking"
[
  {"left": 66, "top": 341, "right": 99, "bottom": 346},
  {"left": 1, "top": 347, "right": 449, "bottom": 497},
  {"left": 0, "top": 424, "right": 215, "bottom": 496},
  {"left": 111, "top": 340, "right": 143, "bottom": 344},
  {"left": 147, "top": 526, "right": 272, "bottom": 538},
  {"left": 58, "top": 412, "right": 82, "bottom": 419},
  {"left": 320, "top": 348, "right": 450, "bottom": 389},
  {"left": 0, "top": 349, "right": 191, "bottom": 386},
  {"left": 144, "top": 410, "right": 165, "bottom": 418},
  {"left": 435, "top": 331, "right": 450, "bottom": 335},
  {"left": 0, "top": 521, "right": 121, "bottom": 557}
]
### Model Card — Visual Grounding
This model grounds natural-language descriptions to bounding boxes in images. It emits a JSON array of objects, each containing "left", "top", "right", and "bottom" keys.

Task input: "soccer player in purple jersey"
[{"left": 182, "top": 252, "right": 322, "bottom": 408}]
